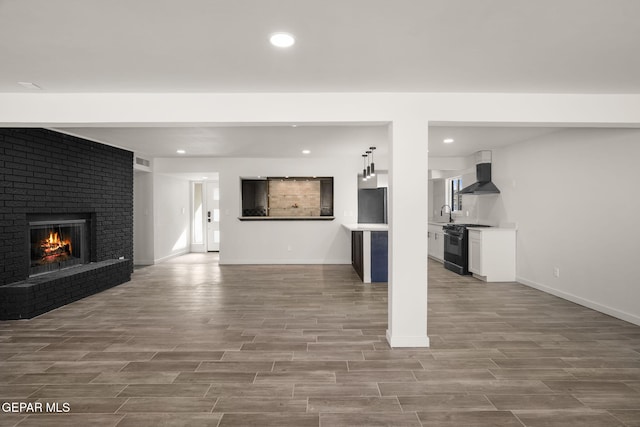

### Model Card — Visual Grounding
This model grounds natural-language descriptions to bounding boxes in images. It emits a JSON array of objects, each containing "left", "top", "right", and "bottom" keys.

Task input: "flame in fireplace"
[{"left": 40, "top": 231, "right": 72, "bottom": 260}]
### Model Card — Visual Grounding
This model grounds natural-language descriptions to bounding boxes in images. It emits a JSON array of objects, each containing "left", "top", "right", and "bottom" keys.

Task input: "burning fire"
[{"left": 41, "top": 231, "right": 72, "bottom": 259}]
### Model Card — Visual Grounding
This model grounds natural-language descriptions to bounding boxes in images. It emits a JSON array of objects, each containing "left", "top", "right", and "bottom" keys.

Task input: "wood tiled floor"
[{"left": 1, "top": 254, "right": 640, "bottom": 426}]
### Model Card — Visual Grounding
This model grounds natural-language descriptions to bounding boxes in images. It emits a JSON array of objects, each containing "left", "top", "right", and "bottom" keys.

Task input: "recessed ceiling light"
[
  {"left": 302, "top": 150, "right": 310, "bottom": 154},
  {"left": 176, "top": 149, "right": 186, "bottom": 154},
  {"left": 18, "top": 81, "right": 42, "bottom": 90},
  {"left": 270, "top": 32, "right": 295, "bottom": 48},
  {"left": 202, "top": 176, "right": 208, "bottom": 179},
  {"left": 443, "top": 138, "right": 454, "bottom": 144}
]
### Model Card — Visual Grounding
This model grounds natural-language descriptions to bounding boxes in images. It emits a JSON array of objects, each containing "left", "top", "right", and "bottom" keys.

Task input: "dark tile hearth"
[
  {"left": 0, "top": 260, "right": 132, "bottom": 320},
  {"left": 1, "top": 254, "right": 639, "bottom": 426}
]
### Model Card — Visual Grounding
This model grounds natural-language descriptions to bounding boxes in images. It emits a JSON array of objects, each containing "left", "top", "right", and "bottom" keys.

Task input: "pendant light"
[
  {"left": 362, "top": 154, "right": 368, "bottom": 181},
  {"left": 369, "top": 146, "right": 376, "bottom": 176},
  {"left": 366, "top": 150, "right": 371, "bottom": 177}
]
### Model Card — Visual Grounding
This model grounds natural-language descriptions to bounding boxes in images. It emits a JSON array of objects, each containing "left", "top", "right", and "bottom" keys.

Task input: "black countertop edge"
[{"left": 238, "top": 216, "right": 335, "bottom": 221}]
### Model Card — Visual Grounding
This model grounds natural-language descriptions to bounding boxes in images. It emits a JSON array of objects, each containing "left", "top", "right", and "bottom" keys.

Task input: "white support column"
[{"left": 386, "top": 118, "right": 430, "bottom": 348}]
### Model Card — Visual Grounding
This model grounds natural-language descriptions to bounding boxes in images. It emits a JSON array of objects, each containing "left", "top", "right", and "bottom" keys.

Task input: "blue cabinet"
[
  {"left": 347, "top": 226, "right": 388, "bottom": 283},
  {"left": 370, "top": 231, "right": 388, "bottom": 282}
]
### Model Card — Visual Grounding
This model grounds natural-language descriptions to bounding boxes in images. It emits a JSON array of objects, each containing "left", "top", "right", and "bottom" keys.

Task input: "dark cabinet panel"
[
  {"left": 370, "top": 231, "right": 388, "bottom": 282},
  {"left": 320, "top": 178, "right": 334, "bottom": 216},
  {"left": 241, "top": 180, "right": 268, "bottom": 216},
  {"left": 351, "top": 231, "right": 364, "bottom": 280}
]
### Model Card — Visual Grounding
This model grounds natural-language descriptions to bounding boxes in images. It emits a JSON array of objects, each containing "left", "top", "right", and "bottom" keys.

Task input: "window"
[
  {"left": 447, "top": 176, "right": 463, "bottom": 212},
  {"left": 192, "top": 182, "right": 204, "bottom": 244}
]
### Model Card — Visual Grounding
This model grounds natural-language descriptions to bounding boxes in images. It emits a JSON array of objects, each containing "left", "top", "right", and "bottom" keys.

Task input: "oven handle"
[{"left": 444, "top": 231, "right": 464, "bottom": 240}]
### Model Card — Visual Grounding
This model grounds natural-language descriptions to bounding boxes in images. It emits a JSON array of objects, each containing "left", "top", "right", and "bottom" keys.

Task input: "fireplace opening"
[{"left": 29, "top": 219, "right": 90, "bottom": 276}]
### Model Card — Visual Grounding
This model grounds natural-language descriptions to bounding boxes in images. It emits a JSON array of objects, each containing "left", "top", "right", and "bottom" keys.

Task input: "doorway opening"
[{"left": 191, "top": 178, "right": 220, "bottom": 253}]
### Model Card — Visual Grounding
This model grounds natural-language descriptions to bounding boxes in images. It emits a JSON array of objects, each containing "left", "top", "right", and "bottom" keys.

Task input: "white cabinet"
[
  {"left": 428, "top": 224, "right": 445, "bottom": 262},
  {"left": 469, "top": 231, "right": 482, "bottom": 273},
  {"left": 468, "top": 228, "right": 516, "bottom": 282}
]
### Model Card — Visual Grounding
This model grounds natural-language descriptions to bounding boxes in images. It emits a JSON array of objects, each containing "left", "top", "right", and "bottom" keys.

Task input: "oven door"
[
  {"left": 444, "top": 231, "right": 464, "bottom": 262},
  {"left": 443, "top": 229, "right": 469, "bottom": 274}
]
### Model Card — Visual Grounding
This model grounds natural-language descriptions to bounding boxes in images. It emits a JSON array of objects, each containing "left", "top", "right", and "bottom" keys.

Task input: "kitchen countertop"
[
  {"left": 429, "top": 221, "right": 515, "bottom": 230},
  {"left": 347, "top": 223, "right": 513, "bottom": 231},
  {"left": 239, "top": 216, "right": 335, "bottom": 221},
  {"left": 467, "top": 226, "right": 515, "bottom": 231},
  {"left": 343, "top": 223, "right": 389, "bottom": 231}
]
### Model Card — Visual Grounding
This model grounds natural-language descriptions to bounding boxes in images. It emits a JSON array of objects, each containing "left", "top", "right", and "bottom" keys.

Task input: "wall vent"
[{"left": 135, "top": 157, "right": 150, "bottom": 167}]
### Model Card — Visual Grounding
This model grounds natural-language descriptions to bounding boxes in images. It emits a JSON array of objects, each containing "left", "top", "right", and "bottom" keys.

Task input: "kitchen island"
[{"left": 343, "top": 224, "right": 388, "bottom": 283}]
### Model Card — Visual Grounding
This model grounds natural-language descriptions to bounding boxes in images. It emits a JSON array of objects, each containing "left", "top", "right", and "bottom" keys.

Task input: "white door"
[{"left": 206, "top": 181, "right": 220, "bottom": 252}]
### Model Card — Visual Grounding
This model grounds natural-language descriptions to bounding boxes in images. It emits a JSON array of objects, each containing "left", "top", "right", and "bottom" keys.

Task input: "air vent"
[{"left": 135, "top": 157, "right": 150, "bottom": 167}]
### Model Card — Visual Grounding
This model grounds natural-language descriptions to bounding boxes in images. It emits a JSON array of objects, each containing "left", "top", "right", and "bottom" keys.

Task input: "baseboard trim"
[
  {"left": 386, "top": 330, "right": 430, "bottom": 348},
  {"left": 427, "top": 256, "right": 444, "bottom": 264},
  {"left": 516, "top": 276, "right": 640, "bottom": 327},
  {"left": 220, "top": 259, "right": 351, "bottom": 265},
  {"left": 154, "top": 250, "right": 190, "bottom": 264}
]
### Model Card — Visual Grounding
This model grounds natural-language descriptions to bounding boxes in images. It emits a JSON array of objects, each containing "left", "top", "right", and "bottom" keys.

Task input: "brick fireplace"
[{"left": 0, "top": 129, "right": 133, "bottom": 319}]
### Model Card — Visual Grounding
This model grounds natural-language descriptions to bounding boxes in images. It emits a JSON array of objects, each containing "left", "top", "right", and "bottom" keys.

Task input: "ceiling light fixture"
[
  {"left": 362, "top": 154, "right": 368, "bottom": 181},
  {"left": 270, "top": 32, "right": 295, "bottom": 48},
  {"left": 443, "top": 138, "right": 454, "bottom": 144},
  {"left": 369, "top": 147, "right": 376, "bottom": 176},
  {"left": 176, "top": 149, "right": 186, "bottom": 154},
  {"left": 302, "top": 150, "right": 310, "bottom": 154}
]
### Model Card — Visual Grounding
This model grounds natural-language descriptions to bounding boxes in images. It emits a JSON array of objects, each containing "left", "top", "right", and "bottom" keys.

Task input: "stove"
[{"left": 442, "top": 224, "right": 492, "bottom": 275}]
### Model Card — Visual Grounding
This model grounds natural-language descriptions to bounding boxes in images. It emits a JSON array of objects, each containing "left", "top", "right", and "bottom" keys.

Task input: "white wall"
[
  {"left": 154, "top": 156, "right": 359, "bottom": 264},
  {"left": 482, "top": 128, "right": 640, "bottom": 325},
  {"left": 152, "top": 173, "right": 191, "bottom": 263},
  {"left": 428, "top": 155, "right": 474, "bottom": 221},
  {"left": 133, "top": 170, "right": 154, "bottom": 265}
]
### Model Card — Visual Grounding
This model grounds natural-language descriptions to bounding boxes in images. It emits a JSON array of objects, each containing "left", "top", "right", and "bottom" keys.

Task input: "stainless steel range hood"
[{"left": 459, "top": 151, "right": 500, "bottom": 195}]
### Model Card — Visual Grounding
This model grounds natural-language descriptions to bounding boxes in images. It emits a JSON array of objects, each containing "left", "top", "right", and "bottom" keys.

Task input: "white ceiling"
[
  {"left": 55, "top": 124, "right": 569, "bottom": 160},
  {"left": 56, "top": 125, "right": 390, "bottom": 159},
  {"left": 5, "top": 1, "right": 640, "bottom": 161},
  {"left": 2, "top": 0, "right": 639, "bottom": 94},
  {"left": 427, "top": 126, "right": 564, "bottom": 156}
]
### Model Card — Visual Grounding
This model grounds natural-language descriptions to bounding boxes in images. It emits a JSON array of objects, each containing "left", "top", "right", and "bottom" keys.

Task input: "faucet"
[{"left": 440, "top": 204, "right": 453, "bottom": 223}]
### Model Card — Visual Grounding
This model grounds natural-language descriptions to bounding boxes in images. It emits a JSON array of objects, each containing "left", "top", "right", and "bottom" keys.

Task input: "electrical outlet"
[
  {"left": 287, "top": 244, "right": 292, "bottom": 252},
  {"left": 553, "top": 267, "right": 560, "bottom": 278}
]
